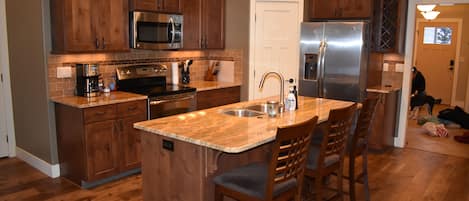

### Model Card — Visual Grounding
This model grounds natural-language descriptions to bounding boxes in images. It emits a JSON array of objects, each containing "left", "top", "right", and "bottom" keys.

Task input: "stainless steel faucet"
[{"left": 259, "top": 71, "right": 285, "bottom": 113}]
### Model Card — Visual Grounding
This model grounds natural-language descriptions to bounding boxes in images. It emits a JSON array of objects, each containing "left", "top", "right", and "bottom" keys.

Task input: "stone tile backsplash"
[{"left": 47, "top": 49, "right": 243, "bottom": 98}]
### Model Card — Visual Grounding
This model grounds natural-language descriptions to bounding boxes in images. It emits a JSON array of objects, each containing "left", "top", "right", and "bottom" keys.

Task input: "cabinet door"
[
  {"left": 85, "top": 120, "right": 119, "bottom": 181},
  {"left": 131, "top": 0, "right": 158, "bottom": 11},
  {"left": 161, "top": 0, "right": 181, "bottom": 13},
  {"left": 94, "top": 0, "right": 129, "bottom": 51},
  {"left": 309, "top": 0, "right": 341, "bottom": 19},
  {"left": 340, "top": 0, "right": 372, "bottom": 18},
  {"left": 60, "top": 0, "right": 97, "bottom": 52},
  {"left": 119, "top": 114, "right": 147, "bottom": 171},
  {"left": 203, "top": 0, "right": 225, "bottom": 49},
  {"left": 181, "top": 0, "right": 202, "bottom": 49}
]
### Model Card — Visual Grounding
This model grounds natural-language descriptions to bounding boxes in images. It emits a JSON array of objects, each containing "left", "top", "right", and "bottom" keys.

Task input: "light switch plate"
[
  {"left": 395, "top": 63, "right": 404, "bottom": 72},
  {"left": 383, "top": 63, "right": 389, "bottom": 72},
  {"left": 57, "top": 66, "right": 72, "bottom": 78}
]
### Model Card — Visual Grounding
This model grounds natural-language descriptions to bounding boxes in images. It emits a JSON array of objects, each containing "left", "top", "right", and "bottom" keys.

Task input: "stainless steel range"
[{"left": 116, "top": 65, "right": 196, "bottom": 119}]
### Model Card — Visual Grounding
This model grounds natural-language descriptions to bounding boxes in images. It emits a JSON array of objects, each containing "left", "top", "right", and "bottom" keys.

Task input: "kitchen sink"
[
  {"left": 221, "top": 108, "right": 265, "bottom": 117},
  {"left": 243, "top": 103, "right": 269, "bottom": 113}
]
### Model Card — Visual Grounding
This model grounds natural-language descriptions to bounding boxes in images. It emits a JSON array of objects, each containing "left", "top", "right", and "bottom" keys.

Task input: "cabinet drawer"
[
  {"left": 84, "top": 105, "right": 117, "bottom": 124},
  {"left": 117, "top": 100, "right": 147, "bottom": 118}
]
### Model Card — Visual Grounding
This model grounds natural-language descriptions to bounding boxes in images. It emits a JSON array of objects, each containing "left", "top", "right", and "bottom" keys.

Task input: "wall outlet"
[
  {"left": 395, "top": 63, "right": 404, "bottom": 72},
  {"left": 383, "top": 63, "right": 389, "bottom": 72},
  {"left": 57, "top": 66, "right": 72, "bottom": 78}
]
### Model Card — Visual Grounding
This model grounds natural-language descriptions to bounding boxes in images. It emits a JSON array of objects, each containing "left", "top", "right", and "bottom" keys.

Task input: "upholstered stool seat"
[
  {"left": 306, "top": 146, "right": 340, "bottom": 170},
  {"left": 214, "top": 116, "right": 319, "bottom": 201},
  {"left": 213, "top": 163, "right": 297, "bottom": 200}
]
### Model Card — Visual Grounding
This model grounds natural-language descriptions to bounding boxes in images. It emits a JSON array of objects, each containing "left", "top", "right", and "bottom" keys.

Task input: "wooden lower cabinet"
[
  {"left": 368, "top": 91, "right": 399, "bottom": 151},
  {"left": 196, "top": 86, "right": 240, "bottom": 110},
  {"left": 55, "top": 100, "right": 146, "bottom": 186},
  {"left": 85, "top": 120, "right": 120, "bottom": 181}
]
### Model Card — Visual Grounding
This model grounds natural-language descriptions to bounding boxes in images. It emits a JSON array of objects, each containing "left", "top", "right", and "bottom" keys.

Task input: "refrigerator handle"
[{"left": 318, "top": 40, "right": 327, "bottom": 98}]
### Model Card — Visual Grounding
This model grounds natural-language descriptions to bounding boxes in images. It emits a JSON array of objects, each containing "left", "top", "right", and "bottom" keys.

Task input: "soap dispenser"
[{"left": 285, "top": 86, "right": 297, "bottom": 111}]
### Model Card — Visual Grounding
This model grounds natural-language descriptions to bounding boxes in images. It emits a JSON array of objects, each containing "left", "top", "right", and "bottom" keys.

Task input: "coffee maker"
[{"left": 76, "top": 64, "right": 100, "bottom": 97}]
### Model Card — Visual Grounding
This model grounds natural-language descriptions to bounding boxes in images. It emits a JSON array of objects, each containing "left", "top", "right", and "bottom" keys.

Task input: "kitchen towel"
[{"left": 171, "top": 62, "right": 179, "bottom": 84}]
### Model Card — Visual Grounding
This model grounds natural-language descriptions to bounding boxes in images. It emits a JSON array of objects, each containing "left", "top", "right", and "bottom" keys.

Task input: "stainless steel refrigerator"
[{"left": 299, "top": 21, "right": 369, "bottom": 102}]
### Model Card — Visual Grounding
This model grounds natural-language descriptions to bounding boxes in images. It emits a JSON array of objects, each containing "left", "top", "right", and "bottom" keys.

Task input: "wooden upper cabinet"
[
  {"left": 341, "top": 0, "right": 372, "bottom": 18},
  {"left": 130, "top": 0, "right": 181, "bottom": 13},
  {"left": 309, "top": 0, "right": 372, "bottom": 19},
  {"left": 203, "top": 0, "right": 225, "bottom": 49},
  {"left": 372, "top": 0, "right": 407, "bottom": 53},
  {"left": 50, "top": 0, "right": 129, "bottom": 53},
  {"left": 309, "top": 0, "right": 341, "bottom": 19},
  {"left": 181, "top": 0, "right": 224, "bottom": 49}
]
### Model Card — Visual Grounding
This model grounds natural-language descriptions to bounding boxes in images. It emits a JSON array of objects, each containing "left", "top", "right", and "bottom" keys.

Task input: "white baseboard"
[
  {"left": 15, "top": 147, "right": 60, "bottom": 178},
  {"left": 455, "top": 101, "right": 464, "bottom": 108}
]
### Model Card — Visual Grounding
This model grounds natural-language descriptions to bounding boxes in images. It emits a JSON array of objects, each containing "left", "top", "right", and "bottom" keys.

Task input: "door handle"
[
  {"left": 449, "top": 59, "right": 455, "bottom": 70},
  {"left": 95, "top": 38, "right": 100, "bottom": 49}
]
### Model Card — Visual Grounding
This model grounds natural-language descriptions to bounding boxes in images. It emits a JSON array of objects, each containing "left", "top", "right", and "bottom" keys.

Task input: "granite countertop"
[
  {"left": 50, "top": 91, "right": 148, "bottom": 108},
  {"left": 134, "top": 96, "right": 356, "bottom": 153},
  {"left": 367, "top": 85, "right": 401, "bottom": 94},
  {"left": 184, "top": 80, "right": 241, "bottom": 91}
]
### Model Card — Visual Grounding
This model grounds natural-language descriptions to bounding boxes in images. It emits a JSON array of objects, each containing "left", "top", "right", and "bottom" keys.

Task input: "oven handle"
[{"left": 149, "top": 96, "right": 195, "bottom": 105}]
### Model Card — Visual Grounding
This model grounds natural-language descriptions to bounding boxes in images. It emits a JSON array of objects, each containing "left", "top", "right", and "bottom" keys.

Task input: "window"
[{"left": 423, "top": 27, "right": 452, "bottom": 45}]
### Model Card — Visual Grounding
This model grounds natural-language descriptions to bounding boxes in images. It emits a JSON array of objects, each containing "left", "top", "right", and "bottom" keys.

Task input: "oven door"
[
  {"left": 148, "top": 92, "right": 196, "bottom": 119},
  {"left": 131, "top": 11, "right": 183, "bottom": 50}
]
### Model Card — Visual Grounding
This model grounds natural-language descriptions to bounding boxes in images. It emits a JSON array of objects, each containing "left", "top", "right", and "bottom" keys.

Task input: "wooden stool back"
[{"left": 265, "top": 116, "right": 319, "bottom": 200}]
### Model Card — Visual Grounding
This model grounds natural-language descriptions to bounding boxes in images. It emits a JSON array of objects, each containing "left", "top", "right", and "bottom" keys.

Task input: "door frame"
[
  {"left": 412, "top": 18, "right": 463, "bottom": 107},
  {"left": 0, "top": 0, "right": 16, "bottom": 157},
  {"left": 248, "top": 0, "right": 304, "bottom": 100},
  {"left": 397, "top": 0, "right": 469, "bottom": 148}
]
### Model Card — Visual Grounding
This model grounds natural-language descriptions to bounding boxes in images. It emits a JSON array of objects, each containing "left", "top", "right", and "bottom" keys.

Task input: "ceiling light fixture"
[
  {"left": 417, "top": 4, "right": 436, "bottom": 12},
  {"left": 417, "top": 4, "right": 440, "bottom": 20},
  {"left": 421, "top": 10, "right": 441, "bottom": 20}
]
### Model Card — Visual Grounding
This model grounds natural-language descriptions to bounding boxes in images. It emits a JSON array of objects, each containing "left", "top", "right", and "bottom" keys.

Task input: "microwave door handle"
[{"left": 169, "top": 17, "right": 176, "bottom": 45}]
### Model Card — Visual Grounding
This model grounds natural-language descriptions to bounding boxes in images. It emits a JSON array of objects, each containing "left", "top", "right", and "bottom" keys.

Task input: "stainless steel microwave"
[{"left": 130, "top": 11, "right": 183, "bottom": 50}]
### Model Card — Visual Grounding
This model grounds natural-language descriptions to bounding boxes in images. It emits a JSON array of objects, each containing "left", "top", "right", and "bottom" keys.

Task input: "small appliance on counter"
[
  {"left": 76, "top": 63, "right": 100, "bottom": 97},
  {"left": 181, "top": 59, "right": 193, "bottom": 84}
]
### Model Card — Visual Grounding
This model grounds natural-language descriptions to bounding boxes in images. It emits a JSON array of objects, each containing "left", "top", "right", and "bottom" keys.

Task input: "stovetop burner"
[
  {"left": 116, "top": 65, "right": 196, "bottom": 97},
  {"left": 128, "top": 84, "right": 196, "bottom": 97}
]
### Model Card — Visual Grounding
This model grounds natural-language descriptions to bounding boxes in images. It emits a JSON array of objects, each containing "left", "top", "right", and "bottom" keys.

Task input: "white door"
[{"left": 252, "top": 1, "right": 300, "bottom": 99}]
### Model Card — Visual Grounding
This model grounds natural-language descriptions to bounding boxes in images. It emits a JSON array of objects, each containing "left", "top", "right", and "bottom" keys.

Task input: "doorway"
[
  {"left": 249, "top": 0, "right": 302, "bottom": 100},
  {"left": 400, "top": 2, "right": 469, "bottom": 158},
  {"left": 413, "top": 19, "right": 462, "bottom": 106}
]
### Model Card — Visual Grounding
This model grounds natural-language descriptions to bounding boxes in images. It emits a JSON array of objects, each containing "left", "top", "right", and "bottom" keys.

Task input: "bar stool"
[
  {"left": 304, "top": 103, "right": 357, "bottom": 201},
  {"left": 213, "top": 116, "right": 319, "bottom": 201},
  {"left": 347, "top": 98, "right": 378, "bottom": 201}
]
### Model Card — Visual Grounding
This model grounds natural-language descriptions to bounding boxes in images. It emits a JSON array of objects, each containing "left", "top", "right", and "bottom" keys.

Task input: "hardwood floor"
[
  {"left": 406, "top": 104, "right": 469, "bottom": 159},
  {"left": 2, "top": 147, "right": 469, "bottom": 201}
]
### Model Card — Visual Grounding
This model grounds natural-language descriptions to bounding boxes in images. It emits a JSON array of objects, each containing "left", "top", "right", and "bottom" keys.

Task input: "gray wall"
[
  {"left": 6, "top": 0, "right": 57, "bottom": 164},
  {"left": 225, "top": 0, "right": 250, "bottom": 101}
]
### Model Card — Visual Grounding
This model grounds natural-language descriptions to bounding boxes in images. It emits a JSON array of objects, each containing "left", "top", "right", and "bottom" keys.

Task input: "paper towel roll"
[{"left": 171, "top": 62, "right": 179, "bottom": 84}]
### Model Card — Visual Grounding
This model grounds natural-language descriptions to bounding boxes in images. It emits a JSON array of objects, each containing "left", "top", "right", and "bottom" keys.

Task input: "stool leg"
[
  {"left": 362, "top": 151, "right": 370, "bottom": 201},
  {"left": 349, "top": 155, "right": 356, "bottom": 201},
  {"left": 214, "top": 185, "right": 223, "bottom": 201},
  {"left": 337, "top": 162, "right": 344, "bottom": 201},
  {"left": 315, "top": 175, "right": 323, "bottom": 201}
]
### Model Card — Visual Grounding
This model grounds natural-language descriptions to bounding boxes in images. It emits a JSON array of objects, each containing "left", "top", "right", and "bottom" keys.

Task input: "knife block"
[{"left": 204, "top": 68, "right": 217, "bottom": 81}]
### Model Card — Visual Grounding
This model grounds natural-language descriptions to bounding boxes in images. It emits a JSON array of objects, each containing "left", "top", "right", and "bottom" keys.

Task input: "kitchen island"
[{"left": 134, "top": 96, "right": 355, "bottom": 201}]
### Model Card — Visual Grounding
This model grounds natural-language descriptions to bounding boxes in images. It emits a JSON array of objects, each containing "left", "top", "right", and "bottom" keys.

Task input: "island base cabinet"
[{"left": 141, "top": 132, "right": 271, "bottom": 201}]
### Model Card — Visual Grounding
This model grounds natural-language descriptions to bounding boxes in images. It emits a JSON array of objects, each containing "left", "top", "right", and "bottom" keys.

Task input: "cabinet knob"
[{"left": 102, "top": 37, "right": 105, "bottom": 49}]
